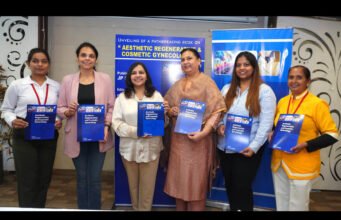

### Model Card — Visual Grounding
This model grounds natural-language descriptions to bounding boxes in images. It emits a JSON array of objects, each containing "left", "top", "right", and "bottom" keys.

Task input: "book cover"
[
  {"left": 24, "top": 104, "right": 57, "bottom": 140},
  {"left": 77, "top": 104, "right": 105, "bottom": 142},
  {"left": 137, "top": 102, "right": 164, "bottom": 137},
  {"left": 174, "top": 99, "right": 206, "bottom": 134},
  {"left": 269, "top": 114, "right": 305, "bottom": 153},
  {"left": 225, "top": 114, "right": 253, "bottom": 153}
]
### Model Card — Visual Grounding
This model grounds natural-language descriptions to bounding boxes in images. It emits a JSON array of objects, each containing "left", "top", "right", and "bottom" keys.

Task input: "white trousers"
[{"left": 272, "top": 166, "right": 312, "bottom": 211}]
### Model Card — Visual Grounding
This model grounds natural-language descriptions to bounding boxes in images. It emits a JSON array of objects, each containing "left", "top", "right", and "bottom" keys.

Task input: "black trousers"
[
  {"left": 12, "top": 128, "right": 58, "bottom": 208},
  {"left": 218, "top": 146, "right": 264, "bottom": 211}
]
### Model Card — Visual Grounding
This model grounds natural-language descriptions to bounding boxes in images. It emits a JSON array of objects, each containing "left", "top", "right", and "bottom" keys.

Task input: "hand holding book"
[
  {"left": 12, "top": 118, "right": 29, "bottom": 129},
  {"left": 290, "top": 142, "right": 308, "bottom": 153},
  {"left": 240, "top": 147, "right": 254, "bottom": 157},
  {"left": 187, "top": 124, "right": 211, "bottom": 142},
  {"left": 55, "top": 119, "right": 62, "bottom": 130},
  {"left": 163, "top": 100, "right": 170, "bottom": 114},
  {"left": 217, "top": 124, "right": 225, "bottom": 136},
  {"left": 167, "top": 106, "right": 179, "bottom": 117},
  {"left": 65, "top": 101, "right": 78, "bottom": 118}
]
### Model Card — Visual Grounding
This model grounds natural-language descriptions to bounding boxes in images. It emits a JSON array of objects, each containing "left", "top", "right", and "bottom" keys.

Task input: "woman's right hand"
[
  {"left": 217, "top": 124, "right": 225, "bottom": 136},
  {"left": 163, "top": 100, "right": 170, "bottom": 113},
  {"left": 168, "top": 106, "right": 179, "bottom": 117},
  {"left": 12, "top": 118, "right": 28, "bottom": 129},
  {"left": 65, "top": 101, "right": 78, "bottom": 117},
  {"left": 268, "top": 131, "right": 274, "bottom": 142}
]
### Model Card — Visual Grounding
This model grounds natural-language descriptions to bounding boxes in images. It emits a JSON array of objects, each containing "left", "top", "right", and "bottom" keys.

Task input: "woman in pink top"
[{"left": 57, "top": 42, "right": 114, "bottom": 209}]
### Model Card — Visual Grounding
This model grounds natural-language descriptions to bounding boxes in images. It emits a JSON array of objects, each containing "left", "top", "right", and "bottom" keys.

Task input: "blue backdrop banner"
[
  {"left": 209, "top": 28, "right": 293, "bottom": 209},
  {"left": 114, "top": 34, "right": 205, "bottom": 207}
]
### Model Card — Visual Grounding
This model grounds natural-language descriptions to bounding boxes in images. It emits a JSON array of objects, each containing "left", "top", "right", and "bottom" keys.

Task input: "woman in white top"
[
  {"left": 0, "top": 48, "right": 61, "bottom": 208},
  {"left": 112, "top": 62, "right": 167, "bottom": 211}
]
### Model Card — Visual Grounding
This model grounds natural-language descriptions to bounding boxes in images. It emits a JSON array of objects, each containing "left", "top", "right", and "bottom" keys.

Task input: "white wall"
[
  {"left": 48, "top": 16, "right": 267, "bottom": 171},
  {"left": 277, "top": 16, "right": 341, "bottom": 190}
]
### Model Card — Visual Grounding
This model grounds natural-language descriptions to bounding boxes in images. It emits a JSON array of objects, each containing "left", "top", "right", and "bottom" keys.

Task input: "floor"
[{"left": 0, "top": 169, "right": 340, "bottom": 211}]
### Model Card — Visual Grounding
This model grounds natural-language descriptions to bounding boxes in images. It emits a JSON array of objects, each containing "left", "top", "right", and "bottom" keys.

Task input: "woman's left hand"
[
  {"left": 187, "top": 131, "right": 207, "bottom": 142},
  {"left": 240, "top": 147, "right": 255, "bottom": 157},
  {"left": 55, "top": 120, "right": 62, "bottom": 130},
  {"left": 217, "top": 125, "right": 225, "bottom": 136},
  {"left": 101, "top": 126, "right": 109, "bottom": 144},
  {"left": 290, "top": 142, "right": 308, "bottom": 153}
]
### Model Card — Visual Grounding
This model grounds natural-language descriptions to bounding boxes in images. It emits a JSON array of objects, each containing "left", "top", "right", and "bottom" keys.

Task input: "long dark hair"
[
  {"left": 225, "top": 51, "right": 263, "bottom": 117},
  {"left": 124, "top": 62, "right": 156, "bottom": 98}
]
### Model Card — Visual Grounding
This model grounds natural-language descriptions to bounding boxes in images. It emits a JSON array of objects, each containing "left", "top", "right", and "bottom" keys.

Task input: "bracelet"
[{"left": 105, "top": 124, "right": 111, "bottom": 128}]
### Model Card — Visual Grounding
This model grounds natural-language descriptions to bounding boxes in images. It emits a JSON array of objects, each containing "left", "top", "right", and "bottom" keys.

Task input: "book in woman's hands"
[
  {"left": 77, "top": 104, "right": 105, "bottom": 142},
  {"left": 25, "top": 104, "right": 57, "bottom": 140},
  {"left": 174, "top": 99, "right": 206, "bottom": 134},
  {"left": 224, "top": 114, "right": 252, "bottom": 153},
  {"left": 137, "top": 102, "right": 164, "bottom": 137},
  {"left": 269, "top": 114, "right": 304, "bottom": 153}
]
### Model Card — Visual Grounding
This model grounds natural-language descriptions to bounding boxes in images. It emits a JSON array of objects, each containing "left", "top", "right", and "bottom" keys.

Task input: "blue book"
[
  {"left": 174, "top": 99, "right": 206, "bottom": 134},
  {"left": 77, "top": 104, "right": 105, "bottom": 142},
  {"left": 225, "top": 114, "right": 253, "bottom": 153},
  {"left": 270, "top": 114, "right": 304, "bottom": 153},
  {"left": 25, "top": 104, "right": 57, "bottom": 140},
  {"left": 137, "top": 102, "right": 164, "bottom": 137}
]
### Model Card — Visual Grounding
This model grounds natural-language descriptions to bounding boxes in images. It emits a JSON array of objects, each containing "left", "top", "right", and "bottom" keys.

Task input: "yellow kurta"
[{"left": 271, "top": 91, "right": 339, "bottom": 180}]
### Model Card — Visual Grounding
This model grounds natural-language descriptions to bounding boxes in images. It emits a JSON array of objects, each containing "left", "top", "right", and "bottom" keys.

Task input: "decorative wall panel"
[
  {"left": 0, "top": 16, "right": 38, "bottom": 171},
  {"left": 278, "top": 16, "right": 341, "bottom": 190}
]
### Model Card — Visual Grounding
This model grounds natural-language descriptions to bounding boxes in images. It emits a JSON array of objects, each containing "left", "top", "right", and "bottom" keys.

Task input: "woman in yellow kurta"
[
  {"left": 271, "top": 65, "right": 339, "bottom": 211},
  {"left": 163, "top": 48, "right": 226, "bottom": 211}
]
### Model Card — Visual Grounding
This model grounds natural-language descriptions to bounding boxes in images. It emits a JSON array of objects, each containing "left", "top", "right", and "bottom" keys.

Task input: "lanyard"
[
  {"left": 31, "top": 84, "right": 49, "bottom": 105},
  {"left": 286, "top": 92, "right": 308, "bottom": 114}
]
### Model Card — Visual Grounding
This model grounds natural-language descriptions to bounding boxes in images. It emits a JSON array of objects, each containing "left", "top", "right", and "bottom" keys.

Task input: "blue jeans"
[{"left": 72, "top": 142, "right": 106, "bottom": 210}]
